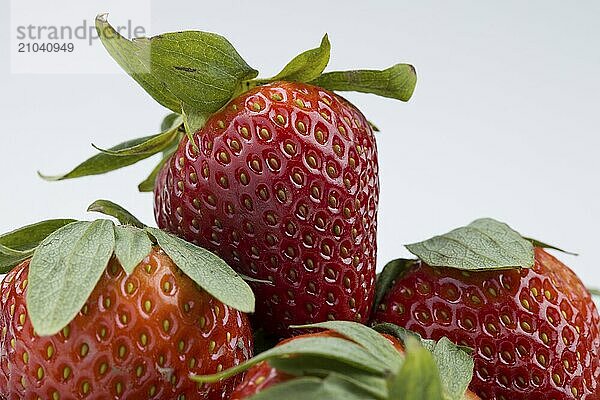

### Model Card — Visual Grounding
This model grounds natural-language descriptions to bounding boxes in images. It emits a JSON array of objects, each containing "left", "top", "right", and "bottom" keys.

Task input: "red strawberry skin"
[
  {"left": 155, "top": 81, "right": 379, "bottom": 337},
  {"left": 371, "top": 248, "right": 600, "bottom": 399},
  {"left": 0, "top": 249, "right": 253, "bottom": 400}
]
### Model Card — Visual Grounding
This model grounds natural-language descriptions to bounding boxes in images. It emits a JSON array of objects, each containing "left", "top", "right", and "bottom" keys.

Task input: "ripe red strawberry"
[
  {"left": 0, "top": 202, "right": 256, "bottom": 400},
  {"left": 45, "top": 19, "right": 416, "bottom": 337},
  {"left": 372, "top": 247, "right": 600, "bottom": 399},
  {"left": 155, "top": 81, "right": 379, "bottom": 336},
  {"left": 0, "top": 250, "right": 252, "bottom": 400}
]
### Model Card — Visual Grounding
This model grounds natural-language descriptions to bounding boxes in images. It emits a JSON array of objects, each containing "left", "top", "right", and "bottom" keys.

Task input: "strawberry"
[
  {"left": 154, "top": 81, "right": 379, "bottom": 336},
  {"left": 193, "top": 321, "right": 480, "bottom": 400},
  {"left": 44, "top": 16, "right": 417, "bottom": 337},
  {"left": 0, "top": 201, "right": 255, "bottom": 399},
  {"left": 371, "top": 219, "right": 600, "bottom": 400}
]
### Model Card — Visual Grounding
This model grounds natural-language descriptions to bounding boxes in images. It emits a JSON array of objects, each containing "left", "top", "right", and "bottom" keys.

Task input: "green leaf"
[
  {"left": 310, "top": 63, "right": 417, "bottom": 101},
  {"left": 87, "top": 199, "right": 146, "bottom": 228},
  {"left": 295, "top": 321, "right": 402, "bottom": 370},
  {"left": 268, "top": 34, "right": 330, "bottom": 83},
  {"left": 39, "top": 135, "right": 159, "bottom": 181},
  {"left": 146, "top": 227, "right": 254, "bottom": 313},
  {"left": 524, "top": 237, "right": 578, "bottom": 256},
  {"left": 0, "top": 219, "right": 77, "bottom": 273},
  {"left": 96, "top": 15, "right": 258, "bottom": 116},
  {"left": 161, "top": 112, "right": 182, "bottom": 131},
  {"left": 389, "top": 337, "right": 444, "bottom": 400},
  {"left": 368, "top": 121, "right": 380, "bottom": 132},
  {"left": 432, "top": 337, "right": 474, "bottom": 400},
  {"left": 26, "top": 220, "right": 115, "bottom": 336},
  {"left": 138, "top": 147, "right": 176, "bottom": 192},
  {"left": 113, "top": 226, "right": 152, "bottom": 275},
  {"left": 373, "top": 323, "right": 424, "bottom": 346},
  {"left": 374, "top": 259, "right": 417, "bottom": 312},
  {"left": 96, "top": 14, "right": 181, "bottom": 112},
  {"left": 248, "top": 376, "right": 377, "bottom": 400},
  {"left": 91, "top": 119, "right": 180, "bottom": 156},
  {"left": 406, "top": 218, "right": 534, "bottom": 271},
  {"left": 373, "top": 324, "right": 474, "bottom": 400},
  {"left": 182, "top": 103, "right": 207, "bottom": 140},
  {"left": 191, "top": 336, "right": 387, "bottom": 384},
  {"left": 269, "top": 357, "right": 388, "bottom": 399}
]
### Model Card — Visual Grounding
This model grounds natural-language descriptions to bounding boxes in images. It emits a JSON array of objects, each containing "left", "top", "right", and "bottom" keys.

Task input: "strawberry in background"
[{"left": 371, "top": 218, "right": 600, "bottom": 399}]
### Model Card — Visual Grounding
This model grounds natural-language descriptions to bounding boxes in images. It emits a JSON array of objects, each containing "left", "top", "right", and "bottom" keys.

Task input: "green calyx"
[
  {"left": 39, "top": 14, "right": 417, "bottom": 191},
  {"left": 406, "top": 218, "right": 535, "bottom": 271},
  {"left": 373, "top": 218, "right": 578, "bottom": 309},
  {"left": 404, "top": 218, "right": 577, "bottom": 272},
  {"left": 1, "top": 200, "right": 254, "bottom": 337},
  {"left": 191, "top": 321, "right": 474, "bottom": 400}
]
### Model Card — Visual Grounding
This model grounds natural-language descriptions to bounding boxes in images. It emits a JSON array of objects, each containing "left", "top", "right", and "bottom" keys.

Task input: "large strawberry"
[
  {"left": 194, "top": 321, "right": 480, "bottom": 400},
  {"left": 154, "top": 80, "right": 379, "bottom": 336},
  {"left": 371, "top": 218, "right": 600, "bottom": 400},
  {"left": 43, "top": 15, "right": 417, "bottom": 337},
  {"left": 0, "top": 200, "right": 255, "bottom": 399}
]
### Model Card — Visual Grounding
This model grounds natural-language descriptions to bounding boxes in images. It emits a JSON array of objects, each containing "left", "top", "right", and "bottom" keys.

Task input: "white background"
[{"left": 1, "top": 1, "right": 599, "bottom": 286}]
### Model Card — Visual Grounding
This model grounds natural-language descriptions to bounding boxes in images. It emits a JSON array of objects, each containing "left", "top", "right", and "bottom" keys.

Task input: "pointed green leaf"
[
  {"left": 368, "top": 121, "right": 380, "bottom": 132},
  {"left": 389, "top": 338, "right": 444, "bottom": 400},
  {"left": 269, "top": 356, "right": 388, "bottom": 399},
  {"left": 191, "top": 336, "right": 386, "bottom": 384},
  {"left": 0, "top": 219, "right": 77, "bottom": 252},
  {"left": 432, "top": 337, "right": 474, "bottom": 400},
  {"left": 182, "top": 103, "right": 207, "bottom": 139},
  {"left": 96, "top": 14, "right": 181, "bottom": 112},
  {"left": 146, "top": 227, "right": 254, "bottom": 313},
  {"left": 374, "top": 259, "right": 417, "bottom": 312},
  {"left": 87, "top": 200, "right": 146, "bottom": 228},
  {"left": 247, "top": 376, "right": 376, "bottom": 400},
  {"left": 373, "top": 323, "right": 425, "bottom": 347},
  {"left": 0, "top": 250, "right": 32, "bottom": 274},
  {"left": 138, "top": 147, "right": 176, "bottom": 192},
  {"left": 247, "top": 377, "right": 326, "bottom": 400},
  {"left": 39, "top": 135, "right": 159, "bottom": 181},
  {"left": 525, "top": 237, "right": 578, "bottom": 256},
  {"left": 97, "top": 15, "right": 258, "bottom": 116},
  {"left": 26, "top": 220, "right": 115, "bottom": 336},
  {"left": 295, "top": 321, "right": 402, "bottom": 369},
  {"left": 114, "top": 226, "right": 152, "bottom": 275},
  {"left": 0, "top": 244, "right": 29, "bottom": 257},
  {"left": 268, "top": 34, "right": 330, "bottom": 83},
  {"left": 373, "top": 324, "right": 474, "bottom": 400},
  {"left": 161, "top": 112, "right": 183, "bottom": 131},
  {"left": 310, "top": 63, "right": 417, "bottom": 101},
  {"left": 91, "top": 119, "right": 180, "bottom": 156},
  {"left": 0, "top": 219, "right": 77, "bottom": 273},
  {"left": 406, "top": 218, "right": 534, "bottom": 271}
]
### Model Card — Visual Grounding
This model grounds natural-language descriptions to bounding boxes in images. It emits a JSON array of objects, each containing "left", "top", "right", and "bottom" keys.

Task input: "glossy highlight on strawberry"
[
  {"left": 0, "top": 249, "right": 253, "bottom": 400},
  {"left": 155, "top": 81, "right": 379, "bottom": 337},
  {"left": 372, "top": 248, "right": 600, "bottom": 399}
]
